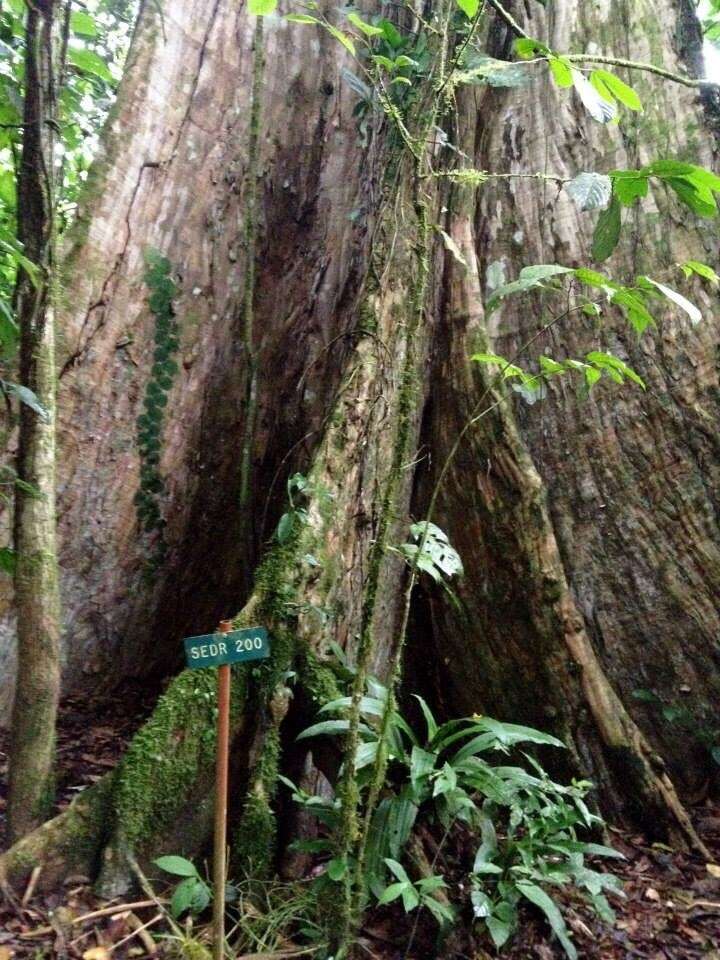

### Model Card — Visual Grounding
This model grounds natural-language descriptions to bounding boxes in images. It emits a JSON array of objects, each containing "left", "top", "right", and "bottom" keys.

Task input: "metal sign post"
[{"left": 183, "top": 621, "right": 270, "bottom": 959}]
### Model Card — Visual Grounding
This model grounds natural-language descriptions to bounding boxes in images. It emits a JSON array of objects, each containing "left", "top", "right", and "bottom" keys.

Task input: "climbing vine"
[{"left": 134, "top": 249, "right": 180, "bottom": 554}]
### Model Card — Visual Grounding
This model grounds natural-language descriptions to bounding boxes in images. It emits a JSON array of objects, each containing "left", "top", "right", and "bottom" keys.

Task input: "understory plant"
[{"left": 283, "top": 684, "right": 624, "bottom": 958}]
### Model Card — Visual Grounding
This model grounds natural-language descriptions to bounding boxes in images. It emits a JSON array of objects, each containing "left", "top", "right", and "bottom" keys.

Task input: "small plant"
[
  {"left": 286, "top": 685, "right": 623, "bottom": 957},
  {"left": 154, "top": 855, "right": 212, "bottom": 919},
  {"left": 394, "top": 521, "right": 463, "bottom": 585}
]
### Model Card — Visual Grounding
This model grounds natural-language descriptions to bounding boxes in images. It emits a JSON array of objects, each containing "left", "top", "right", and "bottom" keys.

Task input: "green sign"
[{"left": 184, "top": 626, "right": 270, "bottom": 669}]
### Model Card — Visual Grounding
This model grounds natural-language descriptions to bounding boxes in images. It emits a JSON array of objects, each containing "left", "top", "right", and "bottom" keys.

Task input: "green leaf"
[
  {"left": 417, "top": 875, "right": 447, "bottom": 893},
  {"left": 70, "top": 11, "right": 98, "bottom": 37},
  {"left": 170, "top": 877, "right": 197, "bottom": 917},
  {"left": 410, "top": 745, "right": 437, "bottom": 789},
  {"left": 345, "top": 12, "right": 383, "bottom": 36},
  {"left": 248, "top": 0, "right": 278, "bottom": 14},
  {"left": 548, "top": 56, "right": 573, "bottom": 88},
  {"left": 487, "top": 915, "right": 513, "bottom": 948},
  {"left": 319, "top": 694, "right": 385, "bottom": 717},
  {"left": 154, "top": 855, "right": 198, "bottom": 877},
  {"left": 377, "top": 19, "right": 403, "bottom": 48},
  {"left": 402, "top": 884, "right": 421, "bottom": 912},
  {"left": 610, "top": 288, "right": 655, "bottom": 333},
  {"left": 423, "top": 896, "right": 455, "bottom": 926},
  {"left": 591, "top": 196, "right": 621, "bottom": 261},
  {"left": 591, "top": 69, "right": 642, "bottom": 111},
  {"left": 384, "top": 858, "right": 411, "bottom": 884},
  {"left": 586, "top": 351, "right": 645, "bottom": 388},
  {"left": 378, "top": 881, "right": 408, "bottom": 904},
  {"left": 413, "top": 695, "right": 438, "bottom": 741},
  {"left": 564, "top": 172, "right": 612, "bottom": 211},
  {"left": 643, "top": 159, "right": 699, "bottom": 178},
  {"left": 680, "top": 259, "right": 719, "bottom": 285},
  {"left": 471, "top": 887, "right": 492, "bottom": 918},
  {"left": 518, "top": 882, "right": 577, "bottom": 960},
  {"left": 456, "top": 0, "right": 480, "bottom": 18},
  {"left": 326, "top": 24, "right": 356, "bottom": 56},
  {"left": 67, "top": 47, "right": 113, "bottom": 82},
  {"left": 0, "top": 300, "right": 18, "bottom": 355},
  {"left": 285, "top": 13, "right": 320, "bottom": 23},
  {"left": 666, "top": 178, "right": 717, "bottom": 217},
  {"left": 327, "top": 857, "right": 348, "bottom": 881},
  {"left": 371, "top": 54, "right": 396, "bottom": 71},
  {"left": 297, "top": 718, "right": 354, "bottom": 740},
  {"left": 513, "top": 37, "right": 550, "bottom": 60},
  {"left": 519, "top": 263, "right": 575, "bottom": 281},
  {"left": 611, "top": 172, "right": 649, "bottom": 205}
]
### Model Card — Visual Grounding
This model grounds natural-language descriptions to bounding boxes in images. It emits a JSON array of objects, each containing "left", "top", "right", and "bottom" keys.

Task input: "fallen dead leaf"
[
  {"left": 0, "top": 947, "right": 14, "bottom": 960},
  {"left": 645, "top": 887, "right": 661, "bottom": 901},
  {"left": 706, "top": 863, "right": 720, "bottom": 878}
]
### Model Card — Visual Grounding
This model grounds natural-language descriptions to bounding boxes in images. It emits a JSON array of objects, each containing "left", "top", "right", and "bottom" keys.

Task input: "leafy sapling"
[
  {"left": 154, "top": 855, "right": 212, "bottom": 919},
  {"left": 288, "top": 687, "right": 623, "bottom": 955}
]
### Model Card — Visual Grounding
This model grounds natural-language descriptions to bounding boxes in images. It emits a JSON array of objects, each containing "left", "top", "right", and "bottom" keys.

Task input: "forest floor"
[{"left": 0, "top": 695, "right": 718, "bottom": 959}]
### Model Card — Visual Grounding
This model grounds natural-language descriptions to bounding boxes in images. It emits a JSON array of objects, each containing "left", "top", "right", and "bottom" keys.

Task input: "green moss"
[
  {"left": 114, "top": 667, "right": 244, "bottom": 848},
  {"left": 297, "top": 645, "right": 341, "bottom": 707},
  {"left": 233, "top": 725, "right": 281, "bottom": 879}
]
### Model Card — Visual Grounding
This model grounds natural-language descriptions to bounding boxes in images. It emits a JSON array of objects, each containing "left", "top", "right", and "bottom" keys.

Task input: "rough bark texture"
[
  {"left": 1, "top": 0, "right": 719, "bottom": 876},
  {"left": 7, "top": 0, "right": 62, "bottom": 842},
  {"left": 418, "top": 0, "right": 720, "bottom": 821}
]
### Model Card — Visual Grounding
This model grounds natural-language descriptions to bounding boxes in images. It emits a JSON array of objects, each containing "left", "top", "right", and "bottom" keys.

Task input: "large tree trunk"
[{"left": 1, "top": 0, "right": 719, "bottom": 884}]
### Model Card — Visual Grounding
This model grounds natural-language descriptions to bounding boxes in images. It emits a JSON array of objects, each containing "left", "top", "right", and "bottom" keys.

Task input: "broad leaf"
[
  {"left": 591, "top": 196, "right": 621, "bottom": 261},
  {"left": 591, "top": 69, "right": 642, "bottom": 111},
  {"left": 548, "top": 56, "right": 573, "bottom": 88},
  {"left": 518, "top": 882, "right": 577, "bottom": 960},
  {"left": 70, "top": 11, "right": 98, "bottom": 37},
  {"left": 346, "top": 12, "right": 384, "bottom": 36},
  {"left": 326, "top": 24, "right": 356, "bottom": 56},
  {"left": 67, "top": 46, "right": 113, "bottom": 82},
  {"left": 680, "top": 259, "right": 719, "bottom": 285},
  {"left": 611, "top": 171, "right": 649, "bottom": 205},
  {"left": 565, "top": 172, "right": 611, "bottom": 211},
  {"left": 154, "top": 855, "right": 198, "bottom": 877},
  {"left": 513, "top": 37, "right": 550, "bottom": 59}
]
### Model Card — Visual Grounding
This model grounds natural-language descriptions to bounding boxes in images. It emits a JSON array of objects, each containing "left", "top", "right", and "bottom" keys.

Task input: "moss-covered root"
[
  {"left": 96, "top": 664, "right": 248, "bottom": 896},
  {"left": 0, "top": 661, "right": 248, "bottom": 896},
  {"left": 0, "top": 775, "right": 116, "bottom": 892}
]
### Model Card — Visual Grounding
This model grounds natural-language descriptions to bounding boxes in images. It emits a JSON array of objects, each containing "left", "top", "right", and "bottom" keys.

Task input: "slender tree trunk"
[{"left": 7, "top": 0, "right": 62, "bottom": 842}]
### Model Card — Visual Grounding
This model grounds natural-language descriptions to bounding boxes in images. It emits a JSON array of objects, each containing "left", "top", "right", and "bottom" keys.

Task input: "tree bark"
[
  {"left": 7, "top": 0, "right": 62, "bottom": 843},
  {"left": 1, "top": 0, "right": 719, "bottom": 879}
]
